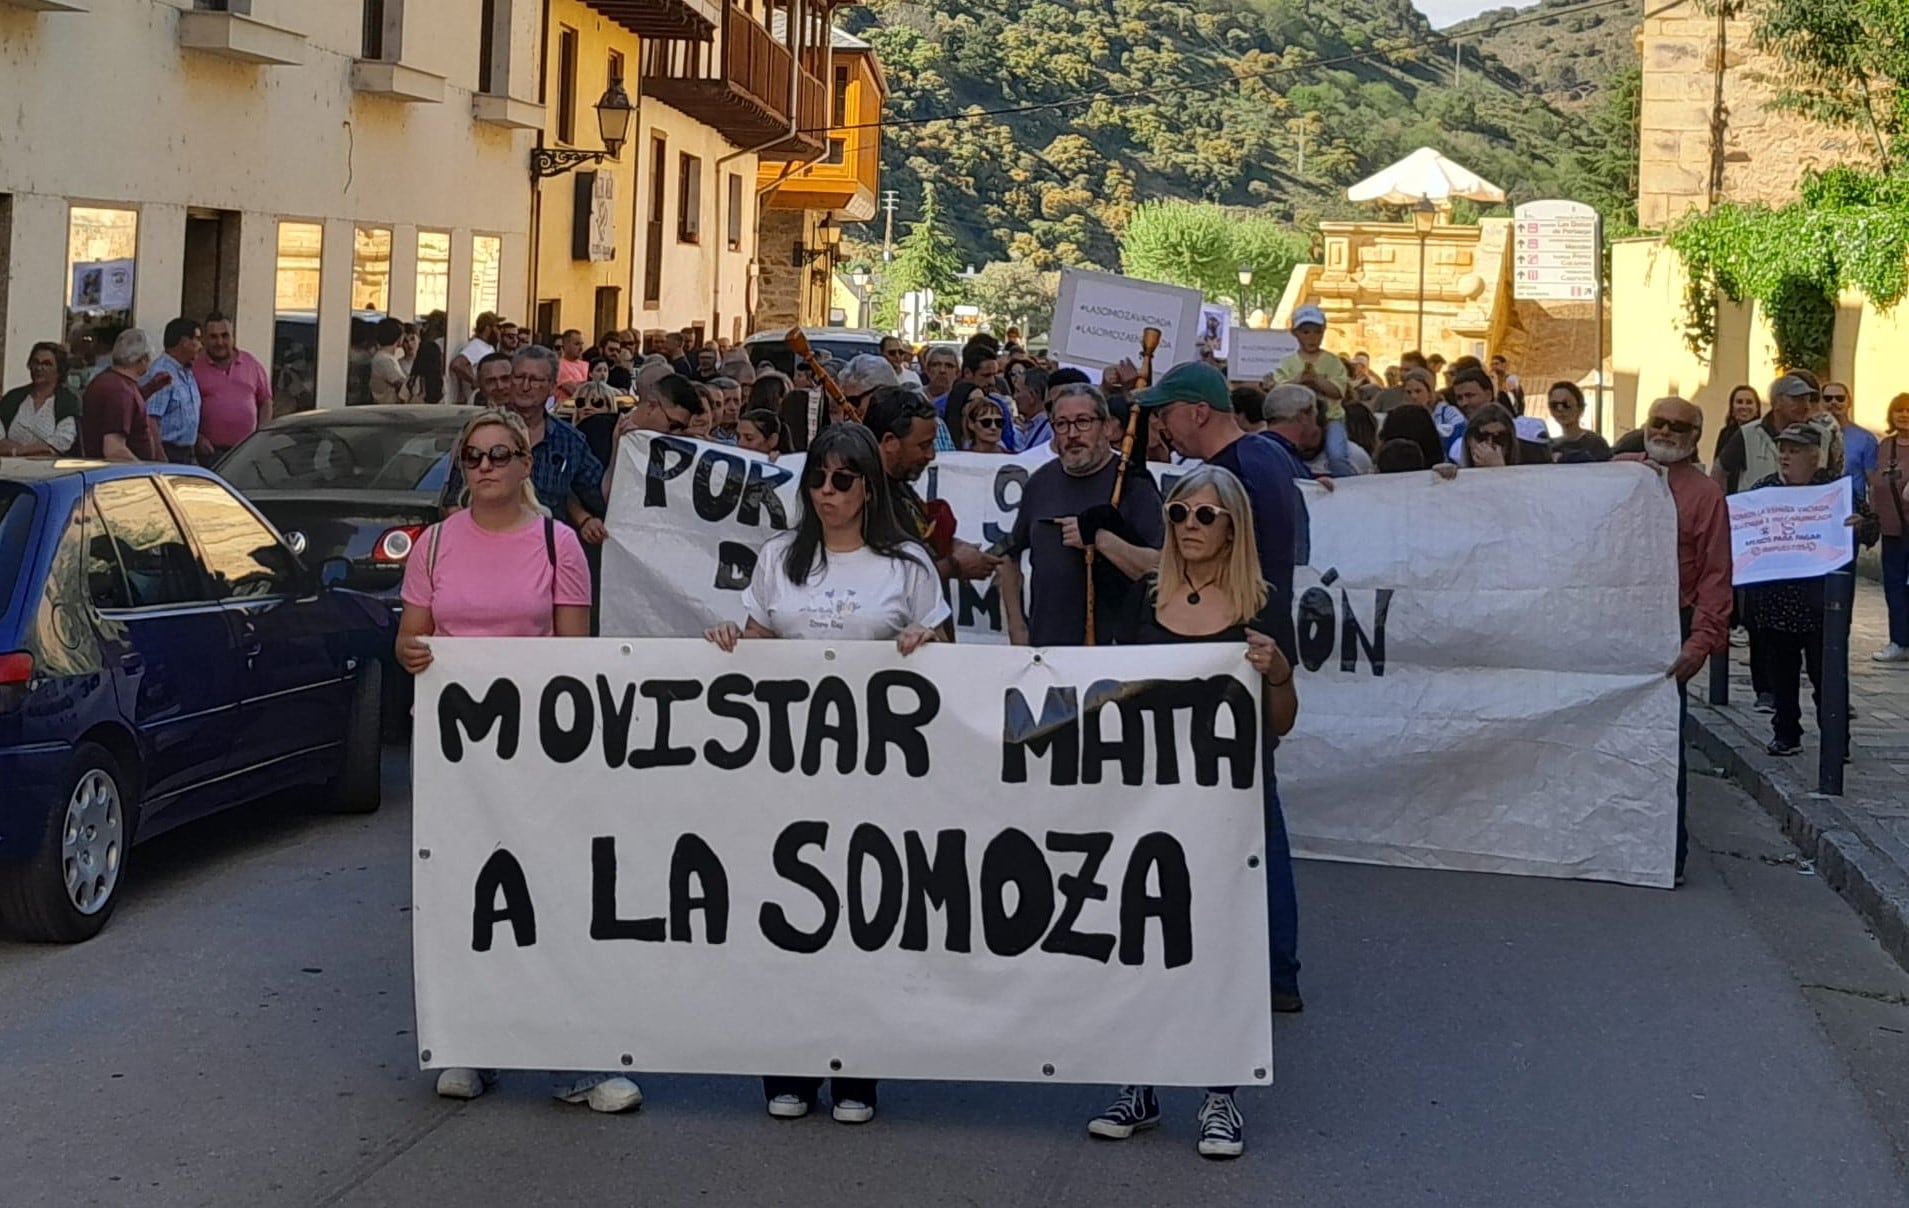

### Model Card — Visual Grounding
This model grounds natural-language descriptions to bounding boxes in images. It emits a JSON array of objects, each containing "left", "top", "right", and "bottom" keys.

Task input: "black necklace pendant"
[{"left": 1187, "top": 589, "right": 1202, "bottom": 605}]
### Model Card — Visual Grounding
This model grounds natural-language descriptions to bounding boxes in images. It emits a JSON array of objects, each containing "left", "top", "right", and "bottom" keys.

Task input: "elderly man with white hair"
[
  {"left": 838, "top": 353, "right": 962, "bottom": 449},
  {"left": 80, "top": 328, "right": 164, "bottom": 461},
  {"left": 1264, "top": 382, "right": 1369, "bottom": 476}
]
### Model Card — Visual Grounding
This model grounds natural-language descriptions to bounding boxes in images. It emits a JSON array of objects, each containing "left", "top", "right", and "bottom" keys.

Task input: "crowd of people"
[{"left": 11, "top": 301, "right": 1892, "bottom": 1159}]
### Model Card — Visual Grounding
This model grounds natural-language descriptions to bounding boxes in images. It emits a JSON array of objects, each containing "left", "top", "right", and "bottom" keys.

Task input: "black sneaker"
[
  {"left": 1087, "top": 1085, "right": 1160, "bottom": 1139},
  {"left": 1272, "top": 990, "right": 1305, "bottom": 1014},
  {"left": 1766, "top": 738, "right": 1802, "bottom": 757},
  {"left": 1196, "top": 1091, "right": 1245, "bottom": 1159},
  {"left": 1754, "top": 693, "right": 1777, "bottom": 713}
]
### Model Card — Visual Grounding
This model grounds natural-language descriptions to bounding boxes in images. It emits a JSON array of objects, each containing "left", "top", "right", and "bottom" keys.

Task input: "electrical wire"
[{"left": 807, "top": 0, "right": 1646, "bottom": 135}]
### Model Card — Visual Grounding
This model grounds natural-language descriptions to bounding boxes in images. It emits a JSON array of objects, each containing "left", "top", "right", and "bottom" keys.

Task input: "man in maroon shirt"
[
  {"left": 80, "top": 329, "right": 162, "bottom": 461},
  {"left": 1625, "top": 395, "right": 1732, "bottom": 883}
]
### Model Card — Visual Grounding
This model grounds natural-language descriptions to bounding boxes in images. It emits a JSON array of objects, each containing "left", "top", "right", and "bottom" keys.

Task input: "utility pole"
[
  {"left": 1454, "top": 38, "right": 1462, "bottom": 86},
  {"left": 881, "top": 190, "right": 900, "bottom": 262}
]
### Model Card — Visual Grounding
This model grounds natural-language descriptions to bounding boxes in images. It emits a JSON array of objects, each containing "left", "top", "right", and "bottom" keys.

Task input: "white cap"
[{"left": 1291, "top": 305, "right": 1327, "bottom": 329}]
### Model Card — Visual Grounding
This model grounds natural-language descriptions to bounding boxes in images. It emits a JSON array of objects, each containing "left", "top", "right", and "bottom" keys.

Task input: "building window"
[
  {"left": 833, "top": 65, "right": 850, "bottom": 128},
  {"left": 645, "top": 134, "right": 666, "bottom": 305},
  {"left": 556, "top": 27, "right": 579, "bottom": 145},
  {"left": 352, "top": 227, "right": 393, "bottom": 313},
  {"left": 609, "top": 49, "right": 624, "bottom": 88},
  {"left": 273, "top": 221, "right": 323, "bottom": 414},
  {"left": 65, "top": 205, "right": 139, "bottom": 387},
  {"left": 824, "top": 138, "right": 846, "bottom": 165},
  {"left": 478, "top": 0, "right": 506, "bottom": 94},
  {"left": 362, "top": 0, "right": 403, "bottom": 62},
  {"left": 471, "top": 234, "right": 503, "bottom": 321},
  {"left": 678, "top": 152, "right": 702, "bottom": 244},
  {"left": 726, "top": 173, "right": 744, "bottom": 251},
  {"left": 415, "top": 231, "right": 451, "bottom": 317}
]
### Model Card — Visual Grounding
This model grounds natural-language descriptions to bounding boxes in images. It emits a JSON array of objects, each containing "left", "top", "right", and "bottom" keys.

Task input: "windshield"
[
  {"left": 744, "top": 337, "right": 883, "bottom": 377},
  {"left": 218, "top": 422, "right": 456, "bottom": 493},
  {"left": 0, "top": 485, "right": 35, "bottom": 610}
]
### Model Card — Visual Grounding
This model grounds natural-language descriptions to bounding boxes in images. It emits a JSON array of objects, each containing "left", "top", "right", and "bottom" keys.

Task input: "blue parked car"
[{"left": 0, "top": 459, "right": 394, "bottom": 942}]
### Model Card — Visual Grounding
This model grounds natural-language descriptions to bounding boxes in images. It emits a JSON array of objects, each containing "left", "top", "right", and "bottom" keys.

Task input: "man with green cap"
[{"left": 1137, "top": 359, "right": 1308, "bottom": 1011}]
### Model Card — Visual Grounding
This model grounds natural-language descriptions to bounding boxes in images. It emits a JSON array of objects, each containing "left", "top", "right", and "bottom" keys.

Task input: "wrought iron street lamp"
[
  {"left": 1412, "top": 194, "right": 1438, "bottom": 353},
  {"left": 530, "top": 75, "right": 635, "bottom": 180}
]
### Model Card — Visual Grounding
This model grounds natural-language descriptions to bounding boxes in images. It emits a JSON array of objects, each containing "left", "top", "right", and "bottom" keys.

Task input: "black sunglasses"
[
  {"left": 1167, "top": 502, "right": 1229, "bottom": 527},
  {"left": 1824, "top": 393, "right": 1849, "bottom": 403},
  {"left": 1647, "top": 417, "right": 1698, "bottom": 435},
  {"left": 973, "top": 415, "right": 1003, "bottom": 429},
  {"left": 1471, "top": 427, "right": 1511, "bottom": 446},
  {"left": 460, "top": 443, "right": 524, "bottom": 469},
  {"left": 804, "top": 467, "right": 863, "bottom": 493}
]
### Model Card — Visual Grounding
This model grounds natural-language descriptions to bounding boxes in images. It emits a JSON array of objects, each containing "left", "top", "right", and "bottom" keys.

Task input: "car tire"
[
  {"left": 326, "top": 662, "right": 384, "bottom": 815},
  {"left": 0, "top": 742, "right": 139, "bottom": 943}
]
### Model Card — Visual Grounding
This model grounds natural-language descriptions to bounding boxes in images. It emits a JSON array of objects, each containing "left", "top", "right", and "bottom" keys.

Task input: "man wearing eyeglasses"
[
  {"left": 995, "top": 384, "right": 1163, "bottom": 648},
  {"left": 440, "top": 347, "right": 607, "bottom": 546},
  {"left": 879, "top": 336, "right": 921, "bottom": 388}
]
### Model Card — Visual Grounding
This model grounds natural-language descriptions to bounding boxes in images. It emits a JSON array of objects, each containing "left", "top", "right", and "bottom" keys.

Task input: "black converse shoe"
[
  {"left": 1196, "top": 1091, "right": 1244, "bottom": 1159},
  {"left": 1087, "top": 1085, "right": 1160, "bottom": 1139}
]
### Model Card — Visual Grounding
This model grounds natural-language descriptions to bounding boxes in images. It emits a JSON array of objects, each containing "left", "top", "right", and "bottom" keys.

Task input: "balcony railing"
[{"left": 643, "top": 3, "right": 827, "bottom": 158}]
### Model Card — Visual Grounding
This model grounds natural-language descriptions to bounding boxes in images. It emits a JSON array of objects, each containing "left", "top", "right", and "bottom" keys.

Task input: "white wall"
[
  {"left": 0, "top": 0, "right": 539, "bottom": 400},
  {"left": 632, "top": 102, "right": 758, "bottom": 343}
]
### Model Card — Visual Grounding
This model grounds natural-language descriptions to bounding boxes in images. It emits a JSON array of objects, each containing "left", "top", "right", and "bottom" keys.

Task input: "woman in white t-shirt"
[{"left": 704, "top": 422, "right": 948, "bottom": 1125}]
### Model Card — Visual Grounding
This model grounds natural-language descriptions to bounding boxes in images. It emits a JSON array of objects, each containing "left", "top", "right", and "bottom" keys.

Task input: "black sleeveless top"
[{"left": 1116, "top": 574, "right": 1286, "bottom": 652}]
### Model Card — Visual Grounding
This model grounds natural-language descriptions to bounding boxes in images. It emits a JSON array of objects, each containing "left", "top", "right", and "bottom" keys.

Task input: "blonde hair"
[
  {"left": 570, "top": 381, "right": 618, "bottom": 412},
  {"left": 455, "top": 408, "right": 548, "bottom": 517},
  {"left": 1155, "top": 465, "right": 1268, "bottom": 623}
]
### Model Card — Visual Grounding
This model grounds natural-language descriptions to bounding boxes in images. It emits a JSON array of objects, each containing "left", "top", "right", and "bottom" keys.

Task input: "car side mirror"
[{"left": 318, "top": 557, "right": 351, "bottom": 590}]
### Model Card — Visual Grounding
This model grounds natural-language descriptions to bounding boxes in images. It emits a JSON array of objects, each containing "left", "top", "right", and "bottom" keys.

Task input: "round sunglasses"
[
  {"left": 1167, "top": 502, "right": 1230, "bottom": 527},
  {"left": 803, "top": 467, "right": 863, "bottom": 493}
]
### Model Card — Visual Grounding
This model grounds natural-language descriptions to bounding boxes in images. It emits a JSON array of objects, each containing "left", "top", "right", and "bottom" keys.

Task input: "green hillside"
[
  {"left": 840, "top": 0, "right": 1627, "bottom": 270},
  {"left": 1449, "top": 0, "right": 1641, "bottom": 105}
]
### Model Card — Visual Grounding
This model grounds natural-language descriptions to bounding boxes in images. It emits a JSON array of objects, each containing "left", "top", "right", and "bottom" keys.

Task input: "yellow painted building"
[
  {"left": 754, "top": 24, "right": 885, "bottom": 331},
  {"left": 0, "top": 0, "right": 542, "bottom": 408}
]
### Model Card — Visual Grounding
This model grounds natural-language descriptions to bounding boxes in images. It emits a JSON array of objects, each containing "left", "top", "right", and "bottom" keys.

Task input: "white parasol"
[{"left": 1346, "top": 147, "right": 1507, "bottom": 206}]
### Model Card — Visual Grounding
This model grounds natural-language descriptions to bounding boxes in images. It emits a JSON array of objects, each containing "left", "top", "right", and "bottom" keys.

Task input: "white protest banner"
[
  {"left": 1198, "top": 303, "right": 1234, "bottom": 360},
  {"left": 603, "top": 437, "right": 1682, "bottom": 887},
  {"left": 1227, "top": 328, "right": 1299, "bottom": 383},
  {"left": 1280, "top": 464, "right": 1681, "bottom": 888},
  {"left": 1727, "top": 479, "right": 1854, "bottom": 586},
  {"left": 412, "top": 638, "right": 1273, "bottom": 1087},
  {"left": 601, "top": 434, "right": 1040, "bottom": 644},
  {"left": 1051, "top": 268, "right": 1203, "bottom": 372}
]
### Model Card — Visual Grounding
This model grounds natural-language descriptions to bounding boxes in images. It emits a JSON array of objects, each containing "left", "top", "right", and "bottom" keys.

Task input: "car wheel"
[
  {"left": 326, "top": 662, "right": 384, "bottom": 815},
  {"left": 0, "top": 743, "right": 138, "bottom": 943}
]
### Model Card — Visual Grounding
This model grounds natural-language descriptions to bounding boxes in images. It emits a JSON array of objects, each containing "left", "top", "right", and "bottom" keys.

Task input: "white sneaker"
[
  {"left": 832, "top": 1098, "right": 875, "bottom": 1124},
  {"left": 767, "top": 1093, "right": 811, "bottom": 1119},
  {"left": 435, "top": 1067, "right": 493, "bottom": 1100},
  {"left": 553, "top": 1074, "right": 644, "bottom": 1114},
  {"left": 1871, "top": 643, "right": 1909, "bottom": 663}
]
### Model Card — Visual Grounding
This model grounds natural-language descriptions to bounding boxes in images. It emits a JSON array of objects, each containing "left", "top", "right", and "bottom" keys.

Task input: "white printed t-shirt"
[{"left": 743, "top": 532, "right": 950, "bottom": 641}]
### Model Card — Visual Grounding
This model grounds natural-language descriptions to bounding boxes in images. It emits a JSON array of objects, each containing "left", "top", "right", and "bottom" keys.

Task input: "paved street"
[{"left": 4, "top": 749, "right": 1908, "bottom": 1208}]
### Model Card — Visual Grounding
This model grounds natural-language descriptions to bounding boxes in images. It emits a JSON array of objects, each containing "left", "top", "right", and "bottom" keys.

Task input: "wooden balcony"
[
  {"left": 642, "top": 4, "right": 827, "bottom": 158},
  {"left": 581, "top": 0, "right": 717, "bottom": 41}
]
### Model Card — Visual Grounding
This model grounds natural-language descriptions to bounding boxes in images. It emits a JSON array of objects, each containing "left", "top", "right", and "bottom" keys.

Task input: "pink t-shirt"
[
  {"left": 401, "top": 510, "right": 592, "bottom": 636},
  {"left": 194, "top": 351, "right": 273, "bottom": 449},
  {"left": 556, "top": 356, "right": 589, "bottom": 399}
]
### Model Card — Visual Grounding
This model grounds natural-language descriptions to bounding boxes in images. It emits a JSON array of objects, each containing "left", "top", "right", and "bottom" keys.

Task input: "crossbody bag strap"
[
  {"left": 544, "top": 517, "right": 558, "bottom": 610},
  {"left": 1889, "top": 439, "right": 1909, "bottom": 532}
]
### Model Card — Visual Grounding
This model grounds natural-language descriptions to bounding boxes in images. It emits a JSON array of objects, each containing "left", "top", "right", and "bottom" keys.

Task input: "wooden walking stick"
[
  {"left": 1084, "top": 326, "right": 1162, "bottom": 646},
  {"left": 785, "top": 327, "right": 857, "bottom": 421}
]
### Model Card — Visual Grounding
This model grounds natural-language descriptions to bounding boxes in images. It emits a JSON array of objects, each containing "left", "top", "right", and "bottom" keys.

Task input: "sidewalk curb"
[{"left": 1686, "top": 707, "right": 1909, "bottom": 974}]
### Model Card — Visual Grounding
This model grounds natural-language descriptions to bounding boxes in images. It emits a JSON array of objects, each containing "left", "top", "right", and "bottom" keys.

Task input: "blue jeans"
[
  {"left": 1322, "top": 417, "right": 1357, "bottom": 479},
  {"left": 1882, "top": 536, "right": 1909, "bottom": 648},
  {"left": 1265, "top": 780, "right": 1300, "bottom": 994}
]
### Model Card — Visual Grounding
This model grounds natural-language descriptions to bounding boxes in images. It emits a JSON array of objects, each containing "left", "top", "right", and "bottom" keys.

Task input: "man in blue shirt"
[
  {"left": 1138, "top": 360, "right": 1309, "bottom": 1012},
  {"left": 1826, "top": 382, "right": 1878, "bottom": 504},
  {"left": 143, "top": 316, "right": 205, "bottom": 464}
]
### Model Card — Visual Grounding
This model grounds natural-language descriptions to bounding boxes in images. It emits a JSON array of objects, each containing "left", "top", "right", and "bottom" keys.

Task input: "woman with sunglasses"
[
  {"left": 959, "top": 388, "right": 1012, "bottom": 454},
  {"left": 1457, "top": 402, "right": 1522, "bottom": 467},
  {"left": 397, "top": 411, "right": 639, "bottom": 1114},
  {"left": 1546, "top": 381, "right": 1611, "bottom": 463},
  {"left": 1090, "top": 465, "right": 1298, "bottom": 1161},
  {"left": 704, "top": 423, "right": 948, "bottom": 1126}
]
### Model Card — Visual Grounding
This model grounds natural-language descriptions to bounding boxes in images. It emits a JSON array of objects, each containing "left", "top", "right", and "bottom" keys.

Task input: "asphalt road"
[{"left": 3, "top": 749, "right": 1908, "bottom": 1208}]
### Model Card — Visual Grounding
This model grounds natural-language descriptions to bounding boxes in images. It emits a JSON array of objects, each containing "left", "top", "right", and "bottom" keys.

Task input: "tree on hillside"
[
  {"left": 888, "top": 183, "right": 966, "bottom": 317},
  {"left": 965, "top": 260, "right": 1060, "bottom": 336},
  {"left": 1567, "top": 65, "right": 1640, "bottom": 234}
]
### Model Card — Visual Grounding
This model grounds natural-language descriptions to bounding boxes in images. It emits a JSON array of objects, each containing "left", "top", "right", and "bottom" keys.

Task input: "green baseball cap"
[{"left": 1135, "top": 362, "right": 1233, "bottom": 412}]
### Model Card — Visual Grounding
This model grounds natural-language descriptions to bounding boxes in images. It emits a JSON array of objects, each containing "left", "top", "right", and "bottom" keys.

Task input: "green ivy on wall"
[{"left": 1665, "top": 169, "right": 1909, "bottom": 374}]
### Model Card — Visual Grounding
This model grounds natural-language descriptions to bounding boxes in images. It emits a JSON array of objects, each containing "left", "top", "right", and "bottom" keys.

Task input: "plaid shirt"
[{"left": 440, "top": 415, "right": 606, "bottom": 518}]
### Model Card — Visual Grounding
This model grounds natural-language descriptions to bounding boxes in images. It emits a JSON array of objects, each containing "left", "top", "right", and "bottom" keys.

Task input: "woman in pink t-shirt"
[{"left": 394, "top": 410, "right": 631, "bottom": 1113}]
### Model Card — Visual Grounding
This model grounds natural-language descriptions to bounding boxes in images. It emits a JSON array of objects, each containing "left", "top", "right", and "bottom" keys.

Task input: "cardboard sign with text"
[{"left": 1050, "top": 269, "right": 1203, "bottom": 372}]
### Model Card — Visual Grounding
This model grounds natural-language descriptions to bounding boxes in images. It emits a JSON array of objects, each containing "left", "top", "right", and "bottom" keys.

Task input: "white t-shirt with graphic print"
[{"left": 743, "top": 533, "right": 950, "bottom": 641}]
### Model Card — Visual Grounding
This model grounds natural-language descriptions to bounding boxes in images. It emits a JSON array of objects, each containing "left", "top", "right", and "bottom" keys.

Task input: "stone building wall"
[
  {"left": 1638, "top": 0, "right": 1869, "bottom": 230},
  {"left": 753, "top": 209, "right": 839, "bottom": 332}
]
